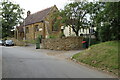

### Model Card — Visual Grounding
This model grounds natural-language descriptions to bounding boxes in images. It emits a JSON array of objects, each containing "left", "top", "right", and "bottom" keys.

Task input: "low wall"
[
  {"left": 7, "top": 38, "right": 27, "bottom": 46},
  {"left": 41, "top": 37, "right": 83, "bottom": 50}
]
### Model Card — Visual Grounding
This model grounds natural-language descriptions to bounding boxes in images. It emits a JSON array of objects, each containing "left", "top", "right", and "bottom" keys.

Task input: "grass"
[
  {"left": 23, "top": 40, "right": 36, "bottom": 44},
  {"left": 48, "top": 35, "right": 57, "bottom": 39},
  {"left": 72, "top": 41, "right": 119, "bottom": 76}
]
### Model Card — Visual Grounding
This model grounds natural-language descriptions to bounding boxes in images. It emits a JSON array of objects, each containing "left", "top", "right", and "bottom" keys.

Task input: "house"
[
  {"left": 62, "top": 26, "right": 96, "bottom": 38},
  {"left": 15, "top": 5, "right": 61, "bottom": 40}
]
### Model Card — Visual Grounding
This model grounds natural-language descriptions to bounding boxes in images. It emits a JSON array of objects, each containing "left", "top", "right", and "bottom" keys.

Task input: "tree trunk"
[
  {"left": 75, "top": 31, "right": 79, "bottom": 36},
  {"left": 71, "top": 25, "right": 79, "bottom": 36}
]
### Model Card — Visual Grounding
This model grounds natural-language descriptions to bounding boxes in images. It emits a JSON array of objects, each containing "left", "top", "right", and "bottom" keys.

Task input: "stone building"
[{"left": 15, "top": 5, "right": 61, "bottom": 40}]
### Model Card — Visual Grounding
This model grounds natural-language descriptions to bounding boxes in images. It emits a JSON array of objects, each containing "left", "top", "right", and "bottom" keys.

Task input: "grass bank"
[{"left": 72, "top": 41, "right": 119, "bottom": 76}]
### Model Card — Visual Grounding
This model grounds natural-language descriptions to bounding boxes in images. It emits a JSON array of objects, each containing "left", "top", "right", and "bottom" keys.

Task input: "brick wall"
[{"left": 41, "top": 37, "right": 83, "bottom": 50}]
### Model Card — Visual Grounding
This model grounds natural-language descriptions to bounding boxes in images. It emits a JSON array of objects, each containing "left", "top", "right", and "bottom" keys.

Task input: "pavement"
[{"left": 2, "top": 45, "right": 115, "bottom": 78}]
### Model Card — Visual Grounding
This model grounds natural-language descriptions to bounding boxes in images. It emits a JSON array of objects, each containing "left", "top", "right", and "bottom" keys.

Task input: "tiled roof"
[
  {"left": 18, "top": 6, "right": 54, "bottom": 32},
  {"left": 21, "top": 6, "right": 52, "bottom": 26}
]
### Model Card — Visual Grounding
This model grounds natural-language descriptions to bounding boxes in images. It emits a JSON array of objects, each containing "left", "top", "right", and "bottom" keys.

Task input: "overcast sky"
[
  {"left": 11, "top": 0, "right": 72, "bottom": 17},
  {"left": 9, "top": 0, "right": 99, "bottom": 18}
]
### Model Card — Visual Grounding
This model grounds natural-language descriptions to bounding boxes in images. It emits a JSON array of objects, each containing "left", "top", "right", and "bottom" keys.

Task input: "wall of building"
[
  {"left": 41, "top": 37, "right": 83, "bottom": 50},
  {"left": 63, "top": 26, "right": 76, "bottom": 37},
  {"left": 63, "top": 26, "right": 96, "bottom": 37},
  {"left": 44, "top": 6, "right": 61, "bottom": 38},
  {"left": 16, "top": 5, "right": 61, "bottom": 40},
  {"left": 14, "top": 29, "right": 24, "bottom": 40},
  {"left": 25, "top": 22, "right": 44, "bottom": 40}
]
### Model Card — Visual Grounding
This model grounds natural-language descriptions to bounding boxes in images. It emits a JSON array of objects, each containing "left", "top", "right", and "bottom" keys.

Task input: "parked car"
[
  {"left": 0, "top": 40, "right": 5, "bottom": 46},
  {"left": 4, "top": 40, "right": 14, "bottom": 46}
]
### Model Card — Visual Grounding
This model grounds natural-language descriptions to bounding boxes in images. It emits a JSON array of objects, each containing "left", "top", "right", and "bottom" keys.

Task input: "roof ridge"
[
  {"left": 20, "top": 5, "right": 57, "bottom": 27},
  {"left": 30, "top": 6, "right": 53, "bottom": 16}
]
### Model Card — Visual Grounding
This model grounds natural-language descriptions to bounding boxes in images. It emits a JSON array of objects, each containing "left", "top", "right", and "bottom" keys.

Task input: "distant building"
[{"left": 62, "top": 26, "right": 96, "bottom": 38}]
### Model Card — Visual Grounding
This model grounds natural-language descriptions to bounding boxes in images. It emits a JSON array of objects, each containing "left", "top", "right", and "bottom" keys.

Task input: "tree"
[
  {"left": 54, "top": 2, "right": 119, "bottom": 42},
  {"left": 1, "top": 0, "right": 24, "bottom": 38},
  {"left": 85, "top": 2, "right": 105, "bottom": 45},
  {"left": 54, "top": 2, "right": 90, "bottom": 36},
  {"left": 94, "top": 2, "right": 120, "bottom": 41}
]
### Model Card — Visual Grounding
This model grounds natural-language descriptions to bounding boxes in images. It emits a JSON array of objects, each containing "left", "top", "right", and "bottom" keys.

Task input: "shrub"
[{"left": 48, "top": 35, "right": 57, "bottom": 39}]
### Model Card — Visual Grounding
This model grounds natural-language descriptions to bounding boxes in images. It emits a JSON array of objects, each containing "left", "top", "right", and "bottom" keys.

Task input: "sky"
[
  {"left": 9, "top": 0, "right": 98, "bottom": 18},
  {"left": 11, "top": 0, "right": 72, "bottom": 17}
]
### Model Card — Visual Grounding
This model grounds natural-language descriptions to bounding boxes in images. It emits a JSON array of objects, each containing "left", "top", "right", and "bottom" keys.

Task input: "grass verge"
[{"left": 72, "top": 41, "right": 119, "bottom": 76}]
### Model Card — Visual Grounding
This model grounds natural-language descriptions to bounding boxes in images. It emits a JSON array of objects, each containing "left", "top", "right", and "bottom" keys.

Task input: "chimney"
[{"left": 27, "top": 10, "right": 31, "bottom": 17}]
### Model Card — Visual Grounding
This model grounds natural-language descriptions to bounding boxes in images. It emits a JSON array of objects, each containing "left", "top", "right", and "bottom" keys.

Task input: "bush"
[
  {"left": 60, "top": 32, "right": 65, "bottom": 38},
  {"left": 48, "top": 35, "right": 57, "bottom": 39},
  {"left": 24, "top": 40, "right": 36, "bottom": 44}
]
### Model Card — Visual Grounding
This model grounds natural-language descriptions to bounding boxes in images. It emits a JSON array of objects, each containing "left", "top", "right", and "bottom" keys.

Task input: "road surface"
[
  {"left": 0, "top": 46, "right": 2, "bottom": 79},
  {"left": 2, "top": 46, "right": 114, "bottom": 78}
]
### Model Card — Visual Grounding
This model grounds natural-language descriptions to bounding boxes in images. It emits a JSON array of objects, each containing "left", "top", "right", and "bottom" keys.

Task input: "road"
[
  {"left": 0, "top": 46, "right": 2, "bottom": 79},
  {"left": 2, "top": 46, "right": 114, "bottom": 78}
]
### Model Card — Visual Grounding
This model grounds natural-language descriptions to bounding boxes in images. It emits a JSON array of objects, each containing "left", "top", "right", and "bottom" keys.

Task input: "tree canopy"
[
  {"left": 1, "top": 0, "right": 24, "bottom": 38},
  {"left": 54, "top": 2, "right": 90, "bottom": 36},
  {"left": 54, "top": 1, "right": 119, "bottom": 42},
  {"left": 94, "top": 2, "right": 120, "bottom": 41}
]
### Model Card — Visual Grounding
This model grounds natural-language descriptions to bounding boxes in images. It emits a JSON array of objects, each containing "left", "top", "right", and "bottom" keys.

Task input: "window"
[
  {"left": 26, "top": 27, "right": 29, "bottom": 33},
  {"left": 35, "top": 25, "right": 39, "bottom": 32}
]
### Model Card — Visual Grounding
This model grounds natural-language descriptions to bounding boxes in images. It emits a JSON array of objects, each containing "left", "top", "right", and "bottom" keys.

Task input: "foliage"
[
  {"left": 54, "top": 2, "right": 119, "bottom": 42},
  {"left": 1, "top": 0, "right": 24, "bottom": 38},
  {"left": 94, "top": 2, "right": 120, "bottom": 41},
  {"left": 54, "top": 2, "right": 91, "bottom": 36},
  {"left": 48, "top": 35, "right": 57, "bottom": 39},
  {"left": 60, "top": 32, "right": 65, "bottom": 38},
  {"left": 24, "top": 40, "right": 36, "bottom": 44},
  {"left": 50, "top": 11, "right": 60, "bottom": 31},
  {"left": 72, "top": 41, "right": 119, "bottom": 76}
]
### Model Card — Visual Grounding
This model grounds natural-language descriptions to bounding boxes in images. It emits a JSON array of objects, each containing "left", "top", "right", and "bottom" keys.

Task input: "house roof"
[
  {"left": 21, "top": 6, "right": 53, "bottom": 27},
  {"left": 18, "top": 6, "right": 56, "bottom": 32}
]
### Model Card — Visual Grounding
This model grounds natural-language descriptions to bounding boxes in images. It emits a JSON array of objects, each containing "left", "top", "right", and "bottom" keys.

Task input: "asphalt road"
[
  {"left": 2, "top": 46, "right": 114, "bottom": 78},
  {"left": 0, "top": 46, "right": 2, "bottom": 79}
]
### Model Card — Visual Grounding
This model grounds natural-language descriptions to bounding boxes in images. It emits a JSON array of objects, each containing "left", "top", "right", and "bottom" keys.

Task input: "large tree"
[
  {"left": 1, "top": 0, "right": 24, "bottom": 38},
  {"left": 94, "top": 2, "right": 120, "bottom": 41},
  {"left": 54, "top": 2, "right": 90, "bottom": 36},
  {"left": 54, "top": 2, "right": 119, "bottom": 42}
]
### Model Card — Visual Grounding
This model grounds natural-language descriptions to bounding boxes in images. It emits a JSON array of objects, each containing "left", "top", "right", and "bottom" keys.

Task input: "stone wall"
[
  {"left": 7, "top": 38, "right": 27, "bottom": 46},
  {"left": 41, "top": 37, "right": 83, "bottom": 50}
]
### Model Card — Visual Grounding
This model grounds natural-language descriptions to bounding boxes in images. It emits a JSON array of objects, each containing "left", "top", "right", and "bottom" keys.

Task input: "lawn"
[{"left": 72, "top": 41, "right": 119, "bottom": 76}]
